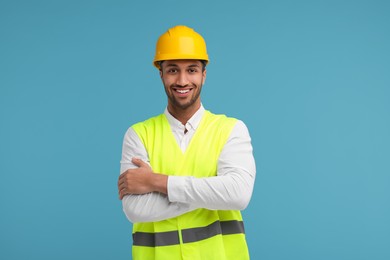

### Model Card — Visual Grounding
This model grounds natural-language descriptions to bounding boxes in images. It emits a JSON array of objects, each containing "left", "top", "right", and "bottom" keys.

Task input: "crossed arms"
[{"left": 118, "top": 120, "right": 256, "bottom": 223}]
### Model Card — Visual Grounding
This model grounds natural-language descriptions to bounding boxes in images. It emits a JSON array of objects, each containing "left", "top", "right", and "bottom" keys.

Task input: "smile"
[{"left": 173, "top": 88, "right": 193, "bottom": 94}]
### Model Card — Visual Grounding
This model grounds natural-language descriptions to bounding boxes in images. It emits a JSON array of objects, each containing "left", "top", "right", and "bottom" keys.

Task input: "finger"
[
  {"left": 131, "top": 157, "right": 142, "bottom": 166},
  {"left": 118, "top": 182, "right": 127, "bottom": 191},
  {"left": 118, "top": 172, "right": 125, "bottom": 183},
  {"left": 132, "top": 157, "right": 149, "bottom": 168},
  {"left": 118, "top": 175, "right": 125, "bottom": 186},
  {"left": 119, "top": 189, "right": 130, "bottom": 200},
  {"left": 118, "top": 170, "right": 131, "bottom": 183},
  {"left": 119, "top": 188, "right": 126, "bottom": 200},
  {"left": 118, "top": 177, "right": 127, "bottom": 193}
]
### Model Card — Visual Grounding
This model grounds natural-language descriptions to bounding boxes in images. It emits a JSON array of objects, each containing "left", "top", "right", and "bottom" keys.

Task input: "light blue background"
[{"left": 1, "top": 0, "right": 389, "bottom": 259}]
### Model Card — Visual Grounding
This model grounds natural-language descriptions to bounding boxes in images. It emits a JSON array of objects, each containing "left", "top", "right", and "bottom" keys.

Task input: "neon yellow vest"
[{"left": 131, "top": 110, "right": 250, "bottom": 260}]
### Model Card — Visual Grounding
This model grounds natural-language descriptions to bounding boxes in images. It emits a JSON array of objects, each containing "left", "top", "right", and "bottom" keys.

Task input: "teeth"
[{"left": 177, "top": 89, "right": 190, "bottom": 94}]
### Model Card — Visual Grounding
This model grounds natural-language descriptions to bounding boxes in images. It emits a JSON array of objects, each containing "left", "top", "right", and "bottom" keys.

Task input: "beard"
[{"left": 165, "top": 83, "right": 203, "bottom": 110}]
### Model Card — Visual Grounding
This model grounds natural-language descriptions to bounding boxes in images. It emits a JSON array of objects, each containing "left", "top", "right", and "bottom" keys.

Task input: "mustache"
[{"left": 170, "top": 83, "right": 196, "bottom": 88}]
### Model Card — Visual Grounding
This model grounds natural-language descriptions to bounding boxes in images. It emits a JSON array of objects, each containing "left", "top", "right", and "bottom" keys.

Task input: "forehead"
[{"left": 162, "top": 60, "right": 203, "bottom": 68}]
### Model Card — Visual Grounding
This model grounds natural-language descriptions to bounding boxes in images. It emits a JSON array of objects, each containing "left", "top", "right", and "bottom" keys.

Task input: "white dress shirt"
[{"left": 120, "top": 105, "right": 256, "bottom": 223}]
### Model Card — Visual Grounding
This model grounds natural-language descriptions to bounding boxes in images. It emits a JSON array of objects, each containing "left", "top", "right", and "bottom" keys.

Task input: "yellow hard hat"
[{"left": 153, "top": 25, "right": 209, "bottom": 69}]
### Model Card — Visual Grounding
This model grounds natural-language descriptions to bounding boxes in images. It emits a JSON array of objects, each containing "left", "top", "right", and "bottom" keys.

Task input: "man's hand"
[{"left": 118, "top": 158, "right": 168, "bottom": 200}]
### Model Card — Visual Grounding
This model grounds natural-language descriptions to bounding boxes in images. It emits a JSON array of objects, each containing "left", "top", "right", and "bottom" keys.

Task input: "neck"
[{"left": 167, "top": 103, "right": 201, "bottom": 125}]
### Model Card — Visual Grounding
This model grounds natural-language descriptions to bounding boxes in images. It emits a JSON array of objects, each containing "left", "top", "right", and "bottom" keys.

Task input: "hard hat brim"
[{"left": 153, "top": 56, "right": 209, "bottom": 69}]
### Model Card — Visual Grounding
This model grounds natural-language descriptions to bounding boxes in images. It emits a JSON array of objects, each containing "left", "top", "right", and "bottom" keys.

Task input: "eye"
[
  {"left": 188, "top": 68, "right": 198, "bottom": 73},
  {"left": 167, "top": 68, "right": 178, "bottom": 74}
]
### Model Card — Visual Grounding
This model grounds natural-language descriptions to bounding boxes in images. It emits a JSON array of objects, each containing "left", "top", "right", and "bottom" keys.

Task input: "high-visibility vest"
[{"left": 131, "top": 110, "right": 250, "bottom": 260}]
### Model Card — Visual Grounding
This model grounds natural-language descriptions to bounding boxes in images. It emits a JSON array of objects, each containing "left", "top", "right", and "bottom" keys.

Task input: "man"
[{"left": 118, "top": 25, "right": 256, "bottom": 260}]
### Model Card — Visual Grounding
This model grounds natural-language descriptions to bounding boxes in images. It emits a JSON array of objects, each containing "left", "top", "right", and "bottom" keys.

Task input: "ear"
[
  {"left": 202, "top": 69, "right": 207, "bottom": 84},
  {"left": 159, "top": 70, "right": 163, "bottom": 79}
]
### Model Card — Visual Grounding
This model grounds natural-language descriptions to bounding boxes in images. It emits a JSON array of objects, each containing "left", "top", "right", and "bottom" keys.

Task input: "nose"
[{"left": 176, "top": 71, "right": 189, "bottom": 87}]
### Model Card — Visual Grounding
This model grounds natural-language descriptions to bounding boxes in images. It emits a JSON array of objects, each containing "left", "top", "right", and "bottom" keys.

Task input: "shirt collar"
[{"left": 164, "top": 104, "right": 205, "bottom": 131}]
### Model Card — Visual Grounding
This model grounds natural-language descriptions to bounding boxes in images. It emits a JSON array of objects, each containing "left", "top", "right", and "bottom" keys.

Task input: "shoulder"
[
  {"left": 122, "top": 114, "right": 166, "bottom": 144},
  {"left": 231, "top": 120, "right": 251, "bottom": 138},
  {"left": 205, "top": 111, "right": 251, "bottom": 133},
  {"left": 132, "top": 114, "right": 165, "bottom": 127},
  {"left": 204, "top": 110, "right": 238, "bottom": 127},
  {"left": 130, "top": 114, "right": 166, "bottom": 132},
  {"left": 205, "top": 111, "right": 251, "bottom": 138}
]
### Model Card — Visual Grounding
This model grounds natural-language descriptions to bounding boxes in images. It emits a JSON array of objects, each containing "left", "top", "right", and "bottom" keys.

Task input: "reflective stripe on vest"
[{"left": 133, "top": 220, "right": 245, "bottom": 247}]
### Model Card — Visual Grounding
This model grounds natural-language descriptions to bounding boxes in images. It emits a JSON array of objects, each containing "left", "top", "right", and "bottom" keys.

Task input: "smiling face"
[{"left": 160, "top": 60, "right": 206, "bottom": 118}]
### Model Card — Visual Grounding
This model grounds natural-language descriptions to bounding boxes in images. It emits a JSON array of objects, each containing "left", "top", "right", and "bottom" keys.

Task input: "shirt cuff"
[{"left": 167, "top": 176, "right": 188, "bottom": 203}]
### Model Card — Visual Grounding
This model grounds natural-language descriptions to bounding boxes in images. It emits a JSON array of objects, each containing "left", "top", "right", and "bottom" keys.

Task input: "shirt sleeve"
[
  {"left": 120, "top": 127, "right": 196, "bottom": 223},
  {"left": 167, "top": 120, "right": 256, "bottom": 210}
]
